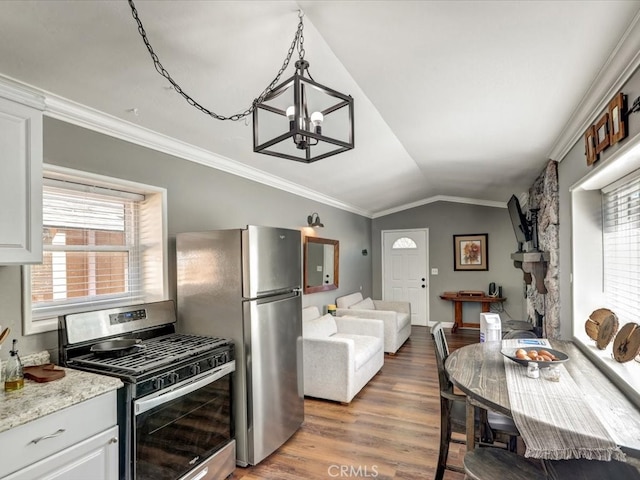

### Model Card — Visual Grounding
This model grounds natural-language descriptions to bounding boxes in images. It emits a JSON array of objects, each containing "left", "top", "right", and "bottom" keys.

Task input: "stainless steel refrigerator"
[{"left": 176, "top": 225, "right": 304, "bottom": 467}]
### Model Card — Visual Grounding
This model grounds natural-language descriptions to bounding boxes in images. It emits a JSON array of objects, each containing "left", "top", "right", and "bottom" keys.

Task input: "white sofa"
[
  {"left": 302, "top": 306, "right": 384, "bottom": 404},
  {"left": 335, "top": 292, "right": 411, "bottom": 354}
]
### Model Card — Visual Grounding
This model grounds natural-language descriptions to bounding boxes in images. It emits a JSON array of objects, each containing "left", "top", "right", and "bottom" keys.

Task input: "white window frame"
[
  {"left": 22, "top": 164, "right": 169, "bottom": 335},
  {"left": 571, "top": 137, "right": 640, "bottom": 399}
]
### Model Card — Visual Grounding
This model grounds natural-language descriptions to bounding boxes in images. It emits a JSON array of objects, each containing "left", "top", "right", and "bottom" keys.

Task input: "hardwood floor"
[{"left": 230, "top": 326, "right": 478, "bottom": 480}]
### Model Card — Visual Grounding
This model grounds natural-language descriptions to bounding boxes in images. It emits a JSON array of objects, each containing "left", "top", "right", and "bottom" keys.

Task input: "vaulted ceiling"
[{"left": 1, "top": 1, "right": 639, "bottom": 216}]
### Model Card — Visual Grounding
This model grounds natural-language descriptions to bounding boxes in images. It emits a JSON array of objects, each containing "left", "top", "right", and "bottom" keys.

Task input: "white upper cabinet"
[{"left": 0, "top": 88, "right": 44, "bottom": 264}]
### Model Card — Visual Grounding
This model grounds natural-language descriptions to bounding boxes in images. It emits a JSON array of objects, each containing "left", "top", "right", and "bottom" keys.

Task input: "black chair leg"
[
  {"left": 479, "top": 409, "right": 494, "bottom": 444},
  {"left": 435, "top": 398, "right": 451, "bottom": 480},
  {"left": 436, "top": 400, "right": 452, "bottom": 480},
  {"left": 509, "top": 435, "right": 518, "bottom": 453}
]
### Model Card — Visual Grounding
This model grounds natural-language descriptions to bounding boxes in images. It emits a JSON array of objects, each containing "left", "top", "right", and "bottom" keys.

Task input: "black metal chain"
[{"left": 128, "top": 0, "right": 305, "bottom": 121}]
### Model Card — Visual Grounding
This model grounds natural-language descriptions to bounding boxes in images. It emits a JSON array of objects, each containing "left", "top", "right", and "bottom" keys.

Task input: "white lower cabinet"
[
  {"left": 0, "top": 391, "right": 118, "bottom": 480},
  {"left": 3, "top": 426, "right": 118, "bottom": 480}
]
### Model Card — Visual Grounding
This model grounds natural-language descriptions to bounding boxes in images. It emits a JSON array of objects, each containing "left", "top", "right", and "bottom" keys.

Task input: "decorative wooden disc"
[
  {"left": 585, "top": 308, "right": 617, "bottom": 341},
  {"left": 612, "top": 323, "right": 640, "bottom": 363},
  {"left": 596, "top": 315, "right": 619, "bottom": 350}
]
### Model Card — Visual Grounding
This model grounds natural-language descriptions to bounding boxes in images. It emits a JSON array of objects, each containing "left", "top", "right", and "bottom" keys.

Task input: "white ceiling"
[{"left": 1, "top": 1, "right": 639, "bottom": 217}]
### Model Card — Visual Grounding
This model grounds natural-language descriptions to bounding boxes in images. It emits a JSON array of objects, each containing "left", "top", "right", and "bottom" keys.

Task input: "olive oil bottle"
[{"left": 4, "top": 339, "right": 24, "bottom": 391}]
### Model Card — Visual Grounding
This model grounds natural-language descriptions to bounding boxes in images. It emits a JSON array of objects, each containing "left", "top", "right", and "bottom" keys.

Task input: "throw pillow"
[
  {"left": 303, "top": 314, "right": 338, "bottom": 338},
  {"left": 350, "top": 297, "right": 375, "bottom": 310}
]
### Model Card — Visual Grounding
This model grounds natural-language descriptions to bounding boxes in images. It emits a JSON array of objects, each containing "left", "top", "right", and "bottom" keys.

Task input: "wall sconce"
[{"left": 307, "top": 212, "right": 324, "bottom": 228}]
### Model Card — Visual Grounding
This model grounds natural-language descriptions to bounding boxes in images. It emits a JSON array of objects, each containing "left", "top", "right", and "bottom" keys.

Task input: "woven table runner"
[{"left": 502, "top": 340, "right": 625, "bottom": 461}]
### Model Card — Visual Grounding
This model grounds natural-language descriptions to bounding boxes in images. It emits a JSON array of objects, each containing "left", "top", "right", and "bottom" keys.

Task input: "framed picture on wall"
[
  {"left": 608, "top": 92, "right": 627, "bottom": 145},
  {"left": 453, "top": 233, "right": 488, "bottom": 271},
  {"left": 594, "top": 112, "right": 610, "bottom": 154},
  {"left": 585, "top": 125, "right": 597, "bottom": 166}
]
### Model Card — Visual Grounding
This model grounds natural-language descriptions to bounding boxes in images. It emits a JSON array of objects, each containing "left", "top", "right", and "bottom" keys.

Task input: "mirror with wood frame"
[{"left": 304, "top": 236, "right": 339, "bottom": 294}]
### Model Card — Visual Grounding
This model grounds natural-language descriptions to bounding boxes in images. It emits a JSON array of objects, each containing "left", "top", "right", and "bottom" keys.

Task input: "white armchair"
[
  {"left": 335, "top": 292, "right": 411, "bottom": 354},
  {"left": 302, "top": 306, "right": 384, "bottom": 404}
]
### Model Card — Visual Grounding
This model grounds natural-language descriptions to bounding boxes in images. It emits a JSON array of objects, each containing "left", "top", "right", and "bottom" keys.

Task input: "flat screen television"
[{"left": 507, "top": 195, "right": 532, "bottom": 249}]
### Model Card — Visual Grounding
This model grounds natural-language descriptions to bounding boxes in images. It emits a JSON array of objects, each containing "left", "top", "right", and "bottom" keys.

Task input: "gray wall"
[
  {"left": 558, "top": 65, "right": 640, "bottom": 339},
  {"left": 558, "top": 137, "right": 591, "bottom": 339},
  {"left": 0, "top": 117, "right": 372, "bottom": 361},
  {"left": 372, "top": 201, "right": 526, "bottom": 326}
]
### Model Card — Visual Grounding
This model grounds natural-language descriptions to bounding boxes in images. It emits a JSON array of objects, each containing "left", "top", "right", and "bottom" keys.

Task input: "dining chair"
[
  {"left": 463, "top": 448, "right": 546, "bottom": 480},
  {"left": 502, "top": 329, "right": 538, "bottom": 339},
  {"left": 464, "top": 447, "right": 640, "bottom": 480},
  {"left": 431, "top": 322, "right": 520, "bottom": 480},
  {"left": 544, "top": 457, "right": 640, "bottom": 479}
]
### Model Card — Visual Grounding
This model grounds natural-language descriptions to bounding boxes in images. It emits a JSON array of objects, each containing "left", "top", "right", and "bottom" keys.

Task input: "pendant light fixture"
[
  {"left": 253, "top": 13, "right": 355, "bottom": 163},
  {"left": 128, "top": 2, "right": 354, "bottom": 164}
]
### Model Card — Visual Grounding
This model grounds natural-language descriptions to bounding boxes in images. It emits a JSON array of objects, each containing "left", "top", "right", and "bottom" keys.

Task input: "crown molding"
[
  {"left": 43, "top": 95, "right": 371, "bottom": 217},
  {"left": 0, "top": 76, "right": 45, "bottom": 110},
  {"left": 0, "top": 74, "right": 370, "bottom": 218},
  {"left": 0, "top": 74, "right": 534, "bottom": 221},
  {"left": 547, "top": 11, "right": 640, "bottom": 162},
  {"left": 372, "top": 195, "right": 506, "bottom": 219}
]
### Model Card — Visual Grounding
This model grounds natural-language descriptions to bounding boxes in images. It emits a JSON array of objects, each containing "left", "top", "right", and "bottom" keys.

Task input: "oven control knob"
[
  {"left": 153, "top": 377, "right": 165, "bottom": 390},
  {"left": 169, "top": 372, "right": 179, "bottom": 384},
  {"left": 190, "top": 364, "right": 201, "bottom": 376},
  {"left": 207, "top": 357, "right": 215, "bottom": 368}
]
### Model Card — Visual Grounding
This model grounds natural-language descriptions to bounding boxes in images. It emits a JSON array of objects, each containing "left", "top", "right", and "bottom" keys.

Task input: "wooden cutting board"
[
  {"left": 585, "top": 308, "right": 618, "bottom": 344},
  {"left": 613, "top": 323, "right": 640, "bottom": 363},
  {"left": 24, "top": 364, "right": 66, "bottom": 383}
]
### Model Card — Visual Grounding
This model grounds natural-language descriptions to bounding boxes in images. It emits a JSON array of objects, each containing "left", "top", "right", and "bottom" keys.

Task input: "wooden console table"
[{"left": 439, "top": 292, "right": 506, "bottom": 332}]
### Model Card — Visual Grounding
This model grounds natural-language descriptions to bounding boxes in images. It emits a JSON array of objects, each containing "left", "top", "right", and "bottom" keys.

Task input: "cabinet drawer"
[
  {"left": 0, "top": 391, "right": 116, "bottom": 477},
  {"left": 2, "top": 426, "right": 118, "bottom": 480}
]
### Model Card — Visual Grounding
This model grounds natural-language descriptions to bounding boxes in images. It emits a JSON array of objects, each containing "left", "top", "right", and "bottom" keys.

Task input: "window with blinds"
[
  {"left": 24, "top": 168, "right": 168, "bottom": 334},
  {"left": 602, "top": 173, "right": 640, "bottom": 327}
]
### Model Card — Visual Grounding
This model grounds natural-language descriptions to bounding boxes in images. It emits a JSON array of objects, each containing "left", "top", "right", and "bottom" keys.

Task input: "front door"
[{"left": 382, "top": 229, "right": 428, "bottom": 326}]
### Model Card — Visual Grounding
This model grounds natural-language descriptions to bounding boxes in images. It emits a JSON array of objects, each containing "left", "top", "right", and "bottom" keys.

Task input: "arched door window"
[{"left": 392, "top": 237, "right": 417, "bottom": 249}]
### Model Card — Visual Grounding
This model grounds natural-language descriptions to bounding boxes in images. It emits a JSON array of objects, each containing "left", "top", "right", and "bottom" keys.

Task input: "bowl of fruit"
[{"left": 501, "top": 347, "right": 569, "bottom": 368}]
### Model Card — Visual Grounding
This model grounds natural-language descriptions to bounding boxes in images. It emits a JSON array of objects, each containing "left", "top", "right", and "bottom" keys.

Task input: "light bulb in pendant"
[{"left": 310, "top": 111, "right": 323, "bottom": 134}]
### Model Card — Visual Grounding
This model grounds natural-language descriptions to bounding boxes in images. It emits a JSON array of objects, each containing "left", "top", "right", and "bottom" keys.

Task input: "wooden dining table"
[{"left": 444, "top": 339, "right": 640, "bottom": 464}]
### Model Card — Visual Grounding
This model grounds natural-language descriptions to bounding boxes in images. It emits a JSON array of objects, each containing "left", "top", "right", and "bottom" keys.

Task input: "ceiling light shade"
[{"left": 307, "top": 212, "right": 324, "bottom": 228}]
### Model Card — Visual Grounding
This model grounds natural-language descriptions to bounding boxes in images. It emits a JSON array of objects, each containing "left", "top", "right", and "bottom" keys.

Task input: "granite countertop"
[{"left": 0, "top": 351, "right": 123, "bottom": 434}]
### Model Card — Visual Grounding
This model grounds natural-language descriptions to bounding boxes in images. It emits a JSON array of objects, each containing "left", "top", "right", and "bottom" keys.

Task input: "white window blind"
[
  {"left": 30, "top": 180, "right": 144, "bottom": 318},
  {"left": 24, "top": 167, "right": 168, "bottom": 334},
  {"left": 602, "top": 174, "right": 640, "bottom": 326}
]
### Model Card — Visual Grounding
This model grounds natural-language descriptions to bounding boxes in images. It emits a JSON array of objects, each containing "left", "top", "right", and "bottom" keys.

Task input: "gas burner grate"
[{"left": 70, "top": 333, "right": 229, "bottom": 375}]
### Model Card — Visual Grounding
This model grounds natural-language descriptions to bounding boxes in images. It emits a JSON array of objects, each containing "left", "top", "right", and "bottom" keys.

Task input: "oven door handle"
[{"left": 134, "top": 360, "right": 235, "bottom": 416}]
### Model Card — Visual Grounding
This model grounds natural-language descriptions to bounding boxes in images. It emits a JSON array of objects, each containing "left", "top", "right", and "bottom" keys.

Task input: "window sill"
[{"left": 574, "top": 331, "right": 640, "bottom": 410}]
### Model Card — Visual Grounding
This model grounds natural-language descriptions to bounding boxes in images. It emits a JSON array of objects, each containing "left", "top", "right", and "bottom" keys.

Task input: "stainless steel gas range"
[{"left": 59, "top": 300, "right": 235, "bottom": 480}]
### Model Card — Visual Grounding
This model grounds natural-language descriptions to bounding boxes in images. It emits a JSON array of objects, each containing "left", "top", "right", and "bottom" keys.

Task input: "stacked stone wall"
[{"left": 527, "top": 160, "right": 560, "bottom": 339}]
